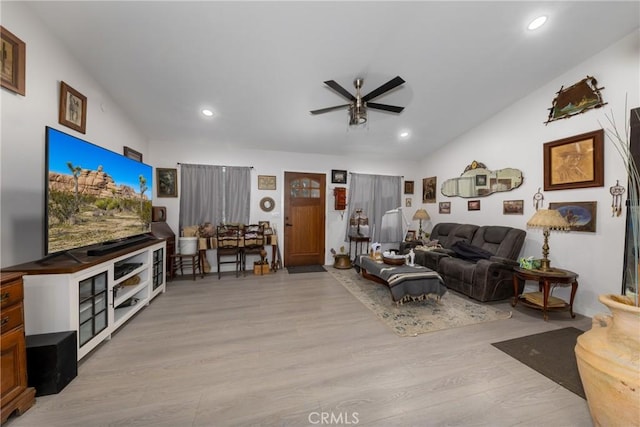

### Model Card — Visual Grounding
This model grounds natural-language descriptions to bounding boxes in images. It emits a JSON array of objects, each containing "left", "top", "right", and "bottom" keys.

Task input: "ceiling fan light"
[{"left": 349, "top": 105, "right": 367, "bottom": 125}]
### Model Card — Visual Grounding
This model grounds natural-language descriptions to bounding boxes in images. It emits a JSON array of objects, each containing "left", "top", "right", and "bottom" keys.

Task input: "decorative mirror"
[
  {"left": 260, "top": 197, "right": 275, "bottom": 212},
  {"left": 441, "top": 161, "right": 523, "bottom": 198}
]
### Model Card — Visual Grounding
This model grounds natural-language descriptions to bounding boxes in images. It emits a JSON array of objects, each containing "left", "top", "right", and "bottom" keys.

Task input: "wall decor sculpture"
[
  {"left": 545, "top": 76, "right": 606, "bottom": 124},
  {"left": 543, "top": 129, "right": 604, "bottom": 191}
]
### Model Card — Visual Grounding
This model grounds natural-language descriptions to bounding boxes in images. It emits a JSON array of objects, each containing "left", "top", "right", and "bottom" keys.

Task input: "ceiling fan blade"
[
  {"left": 310, "top": 104, "right": 350, "bottom": 115},
  {"left": 367, "top": 102, "right": 404, "bottom": 113},
  {"left": 324, "top": 80, "right": 356, "bottom": 101},
  {"left": 362, "top": 76, "right": 405, "bottom": 102}
]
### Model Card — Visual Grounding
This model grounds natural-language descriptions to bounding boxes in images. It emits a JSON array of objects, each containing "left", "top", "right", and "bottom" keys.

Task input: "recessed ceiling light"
[
  {"left": 201, "top": 109, "right": 214, "bottom": 117},
  {"left": 528, "top": 16, "right": 547, "bottom": 31},
  {"left": 400, "top": 131, "right": 409, "bottom": 138}
]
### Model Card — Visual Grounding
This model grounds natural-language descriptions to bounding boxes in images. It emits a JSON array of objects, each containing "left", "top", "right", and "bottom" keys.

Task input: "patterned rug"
[{"left": 328, "top": 268, "right": 512, "bottom": 337}]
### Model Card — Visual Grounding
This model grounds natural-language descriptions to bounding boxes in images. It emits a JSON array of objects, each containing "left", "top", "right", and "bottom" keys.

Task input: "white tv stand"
[{"left": 3, "top": 239, "right": 166, "bottom": 360}]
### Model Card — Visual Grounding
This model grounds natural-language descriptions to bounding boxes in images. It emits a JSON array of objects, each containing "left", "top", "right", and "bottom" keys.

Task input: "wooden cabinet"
[
  {"left": 1, "top": 272, "right": 35, "bottom": 424},
  {"left": 3, "top": 239, "right": 166, "bottom": 361}
]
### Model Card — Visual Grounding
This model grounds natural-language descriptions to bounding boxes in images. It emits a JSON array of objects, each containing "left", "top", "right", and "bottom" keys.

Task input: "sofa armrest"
[
  {"left": 434, "top": 248, "right": 456, "bottom": 256},
  {"left": 489, "top": 256, "right": 519, "bottom": 267}
]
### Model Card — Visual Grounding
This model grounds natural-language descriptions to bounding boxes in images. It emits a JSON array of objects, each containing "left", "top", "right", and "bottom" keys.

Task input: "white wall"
[
  {"left": 1, "top": 2, "right": 148, "bottom": 266},
  {"left": 147, "top": 143, "right": 421, "bottom": 267},
  {"left": 418, "top": 30, "right": 640, "bottom": 317}
]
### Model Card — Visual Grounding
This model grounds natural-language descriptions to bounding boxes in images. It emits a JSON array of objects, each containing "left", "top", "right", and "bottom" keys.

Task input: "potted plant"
[
  {"left": 331, "top": 246, "right": 352, "bottom": 269},
  {"left": 575, "top": 106, "right": 639, "bottom": 426}
]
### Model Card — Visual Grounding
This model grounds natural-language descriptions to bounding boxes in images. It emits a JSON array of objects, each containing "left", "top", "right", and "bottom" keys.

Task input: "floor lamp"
[
  {"left": 526, "top": 209, "right": 570, "bottom": 271},
  {"left": 413, "top": 208, "right": 430, "bottom": 240}
]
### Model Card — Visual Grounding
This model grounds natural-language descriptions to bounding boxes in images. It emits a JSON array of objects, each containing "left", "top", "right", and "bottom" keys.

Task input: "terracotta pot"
[
  {"left": 333, "top": 254, "right": 352, "bottom": 269},
  {"left": 575, "top": 294, "right": 640, "bottom": 427}
]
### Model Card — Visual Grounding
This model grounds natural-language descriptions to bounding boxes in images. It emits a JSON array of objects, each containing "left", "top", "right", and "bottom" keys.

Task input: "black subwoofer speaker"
[{"left": 25, "top": 331, "right": 77, "bottom": 396}]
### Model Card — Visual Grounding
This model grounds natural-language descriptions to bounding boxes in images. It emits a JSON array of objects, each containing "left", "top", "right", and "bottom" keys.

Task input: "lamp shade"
[
  {"left": 527, "top": 209, "right": 570, "bottom": 231},
  {"left": 412, "top": 208, "right": 430, "bottom": 221}
]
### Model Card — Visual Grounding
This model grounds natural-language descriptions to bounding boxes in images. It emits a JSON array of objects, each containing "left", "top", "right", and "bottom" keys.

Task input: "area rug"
[
  {"left": 287, "top": 265, "right": 327, "bottom": 274},
  {"left": 328, "top": 268, "right": 512, "bottom": 337},
  {"left": 492, "top": 327, "right": 586, "bottom": 399}
]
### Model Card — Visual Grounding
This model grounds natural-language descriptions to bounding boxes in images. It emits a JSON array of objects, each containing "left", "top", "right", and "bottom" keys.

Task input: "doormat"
[
  {"left": 492, "top": 327, "right": 586, "bottom": 399},
  {"left": 287, "top": 265, "right": 327, "bottom": 274},
  {"left": 328, "top": 268, "right": 512, "bottom": 337}
]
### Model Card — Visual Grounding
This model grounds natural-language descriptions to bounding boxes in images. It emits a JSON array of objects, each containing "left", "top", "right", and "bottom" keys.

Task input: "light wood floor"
[{"left": 8, "top": 269, "right": 594, "bottom": 427}]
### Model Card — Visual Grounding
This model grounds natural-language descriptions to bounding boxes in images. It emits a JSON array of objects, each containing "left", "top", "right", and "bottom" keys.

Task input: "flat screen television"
[{"left": 45, "top": 126, "right": 153, "bottom": 256}]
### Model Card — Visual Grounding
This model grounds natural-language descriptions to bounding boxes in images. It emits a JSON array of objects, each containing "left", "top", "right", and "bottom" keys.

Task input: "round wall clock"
[{"left": 260, "top": 197, "right": 275, "bottom": 212}]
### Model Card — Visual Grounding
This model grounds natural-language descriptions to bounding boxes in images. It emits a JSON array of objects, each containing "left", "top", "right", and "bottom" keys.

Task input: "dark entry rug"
[
  {"left": 287, "top": 265, "right": 327, "bottom": 274},
  {"left": 492, "top": 327, "right": 586, "bottom": 399}
]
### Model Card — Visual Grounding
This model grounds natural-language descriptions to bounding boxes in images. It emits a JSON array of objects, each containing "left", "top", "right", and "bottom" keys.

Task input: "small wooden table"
[
  {"left": 512, "top": 266, "right": 578, "bottom": 321},
  {"left": 348, "top": 235, "right": 370, "bottom": 262}
]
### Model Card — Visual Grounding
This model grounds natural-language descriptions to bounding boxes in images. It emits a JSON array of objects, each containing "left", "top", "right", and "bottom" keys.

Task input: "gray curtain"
[
  {"left": 345, "top": 173, "right": 402, "bottom": 242},
  {"left": 179, "top": 164, "right": 250, "bottom": 231},
  {"left": 225, "top": 166, "right": 251, "bottom": 224}
]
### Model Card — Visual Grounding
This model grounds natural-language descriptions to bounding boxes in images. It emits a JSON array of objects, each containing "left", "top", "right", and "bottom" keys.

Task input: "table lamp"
[
  {"left": 526, "top": 209, "right": 570, "bottom": 271},
  {"left": 412, "top": 208, "right": 430, "bottom": 240}
]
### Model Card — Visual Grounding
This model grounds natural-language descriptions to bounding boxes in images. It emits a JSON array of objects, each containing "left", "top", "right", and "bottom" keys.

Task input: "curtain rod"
[
  {"left": 348, "top": 171, "right": 404, "bottom": 178},
  {"left": 177, "top": 162, "right": 254, "bottom": 169}
]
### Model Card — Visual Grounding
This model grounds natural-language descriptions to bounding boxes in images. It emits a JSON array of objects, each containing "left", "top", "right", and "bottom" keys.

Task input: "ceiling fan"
[{"left": 310, "top": 76, "right": 406, "bottom": 125}]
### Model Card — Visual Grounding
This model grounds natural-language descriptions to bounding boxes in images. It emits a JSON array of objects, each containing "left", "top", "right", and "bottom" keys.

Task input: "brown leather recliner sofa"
[{"left": 409, "top": 222, "right": 526, "bottom": 302}]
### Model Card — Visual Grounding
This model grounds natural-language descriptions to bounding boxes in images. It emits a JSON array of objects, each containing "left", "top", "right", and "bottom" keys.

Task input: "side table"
[
  {"left": 348, "top": 235, "right": 370, "bottom": 262},
  {"left": 512, "top": 266, "right": 578, "bottom": 321}
]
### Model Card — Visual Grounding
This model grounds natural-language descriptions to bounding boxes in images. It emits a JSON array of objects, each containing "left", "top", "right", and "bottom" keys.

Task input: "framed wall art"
[
  {"left": 258, "top": 175, "right": 276, "bottom": 190},
  {"left": 545, "top": 76, "right": 606, "bottom": 124},
  {"left": 156, "top": 168, "right": 178, "bottom": 197},
  {"left": 404, "top": 180, "right": 414, "bottom": 194},
  {"left": 405, "top": 198, "right": 412, "bottom": 207},
  {"left": 1, "top": 26, "right": 26, "bottom": 96},
  {"left": 503, "top": 200, "right": 524, "bottom": 215},
  {"left": 439, "top": 201, "right": 451, "bottom": 214},
  {"left": 405, "top": 230, "right": 416, "bottom": 242},
  {"left": 422, "top": 176, "right": 437, "bottom": 203},
  {"left": 549, "top": 201, "right": 597, "bottom": 232},
  {"left": 543, "top": 129, "right": 604, "bottom": 191},
  {"left": 331, "top": 169, "right": 347, "bottom": 184},
  {"left": 59, "top": 81, "right": 87, "bottom": 134},
  {"left": 124, "top": 146, "right": 143, "bottom": 162},
  {"left": 467, "top": 200, "right": 480, "bottom": 211}
]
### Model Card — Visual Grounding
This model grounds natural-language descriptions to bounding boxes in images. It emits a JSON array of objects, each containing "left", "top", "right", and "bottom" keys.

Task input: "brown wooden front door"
[{"left": 284, "top": 172, "right": 326, "bottom": 266}]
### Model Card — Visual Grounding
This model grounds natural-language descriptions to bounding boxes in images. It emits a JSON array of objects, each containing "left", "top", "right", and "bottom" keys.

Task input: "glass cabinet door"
[
  {"left": 152, "top": 247, "right": 164, "bottom": 290},
  {"left": 78, "top": 271, "right": 108, "bottom": 347}
]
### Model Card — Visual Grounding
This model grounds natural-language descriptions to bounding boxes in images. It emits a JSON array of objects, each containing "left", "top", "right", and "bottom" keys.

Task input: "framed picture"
[
  {"left": 503, "top": 200, "right": 524, "bottom": 215},
  {"left": 467, "top": 200, "right": 481, "bottom": 211},
  {"left": 543, "top": 129, "right": 604, "bottom": 191},
  {"left": 549, "top": 201, "right": 597, "bottom": 232},
  {"left": 475, "top": 174, "right": 487, "bottom": 186},
  {"left": 258, "top": 220, "right": 270, "bottom": 230},
  {"left": 156, "top": 168, "right": 178, "bottom": 197},
  {"left": 422, "top": 176, "right": 437, "bottom": 203},
  {"left": 545, "top": 76, "right": 606, "bottom": 124},
  {"left": 331, "top": 169, "right": 347, "bottom": 184},
  {"left": 405, "top": 230, "right": 416, "bottom": 242},
  {"left": 59, "top": 81, "right": 87, "bottom": 134},
  {"left": 405, "top": 198, "right": 412, "bottom": 207},
  {"left": 124, "top": 146, "right": 143, "bottom": 162},
  {"left": 1, "top": 26, "right": 26, "bottom": 96},
  {"left": 258, "top": 175, "right": 276, "bottom": 190},
  {"left": 439, "top": 201, "right": 451, "bottom": 214},
  {"left": 404, "top": 180, "right": 414, "bottom": 194}
]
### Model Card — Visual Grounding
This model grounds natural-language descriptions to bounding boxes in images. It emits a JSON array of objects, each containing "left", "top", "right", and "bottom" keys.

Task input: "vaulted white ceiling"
[{"left": 26, "top": 1, "right": 640, "bottom": 160}]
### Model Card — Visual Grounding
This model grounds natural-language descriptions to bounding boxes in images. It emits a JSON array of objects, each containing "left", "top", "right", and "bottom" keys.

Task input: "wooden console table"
[{"left": 512, "top": 267, "right": 578, "bottom": 321}]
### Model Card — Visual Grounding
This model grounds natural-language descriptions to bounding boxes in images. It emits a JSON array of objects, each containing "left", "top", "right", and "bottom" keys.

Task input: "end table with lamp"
[{"left": 513, "top": 208, "right": 577, "bottom": 320}]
